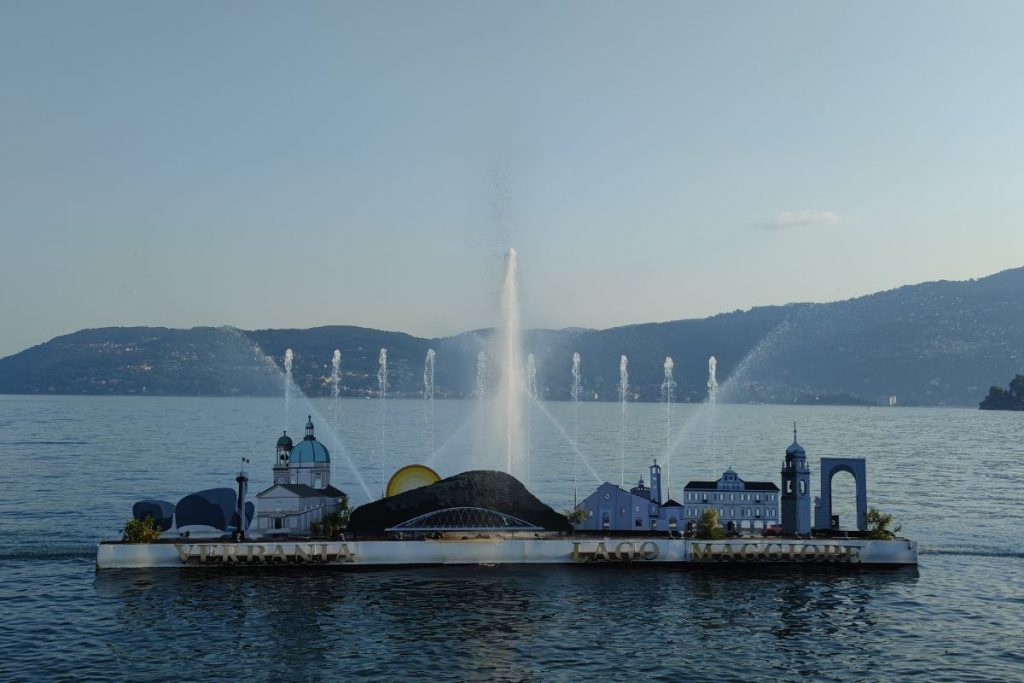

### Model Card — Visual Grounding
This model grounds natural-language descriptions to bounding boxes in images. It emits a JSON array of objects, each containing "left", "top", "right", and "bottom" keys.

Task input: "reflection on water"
[{"left": 78, "top": 566, "right": 929, "bottom": 681}]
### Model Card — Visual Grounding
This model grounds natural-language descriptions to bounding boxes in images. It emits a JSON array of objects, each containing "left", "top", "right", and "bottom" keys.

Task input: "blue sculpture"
[
  {"left": 176, "top": 488, "right": 249, "bottom": 531},
  {"left": 131, "top": 499, "right": 175, "bottom": 531}
]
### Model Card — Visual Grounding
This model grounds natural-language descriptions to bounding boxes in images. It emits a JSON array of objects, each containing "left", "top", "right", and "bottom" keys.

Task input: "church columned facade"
[{"left": 256, "top": 416, "right": 346, "bottom": 535}]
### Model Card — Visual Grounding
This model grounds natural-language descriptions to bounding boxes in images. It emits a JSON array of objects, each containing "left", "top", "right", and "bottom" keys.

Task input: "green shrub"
[
  {"left": 696, "top": 508, "right": 725, "bottom": 540},
  {"left": 564, "top": 507, "right": 587, "bottom": 525},
  {"left": 315, "top": 498, "right": 350, "bottom": 539},
  {"left": 321, "top": 510, "right": 349, "bottom": 539},
  {"left": 121, "top": 515, "right": 162, "bottom": 544},
  {"left": 865, "top": 507, "right": 902, "bottom": 540}
]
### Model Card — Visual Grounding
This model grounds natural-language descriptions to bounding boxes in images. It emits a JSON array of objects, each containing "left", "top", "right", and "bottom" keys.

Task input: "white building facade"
[{"left": 256, "top": 417, "right": 346, "bottom": 535}]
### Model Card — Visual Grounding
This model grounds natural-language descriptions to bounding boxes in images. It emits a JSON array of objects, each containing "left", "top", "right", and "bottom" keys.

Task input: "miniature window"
[
  {"left": 799, "top": 481, "right": 806, "bottom": 495},
  {"left": 635, "top": 519, "right": 643, "bottom": 527}
]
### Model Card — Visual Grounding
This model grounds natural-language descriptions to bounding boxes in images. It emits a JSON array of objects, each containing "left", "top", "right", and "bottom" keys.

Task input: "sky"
[{"left": 2, "top": 1, "right": 1024, "bottom": 357}]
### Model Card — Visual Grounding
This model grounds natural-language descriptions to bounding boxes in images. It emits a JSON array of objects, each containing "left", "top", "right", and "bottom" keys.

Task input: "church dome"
[
  {"left": 277, "top": 432, "right": 293, "bottom": 449},
  {"left": 786, "top": 423, "right": 805, "bottom": 456},
  {"left": 288, "top": 416, "right": 329, "bottom": 463},
  {"left": 291, "top": 438, "right": 330, "bottom": 463}
]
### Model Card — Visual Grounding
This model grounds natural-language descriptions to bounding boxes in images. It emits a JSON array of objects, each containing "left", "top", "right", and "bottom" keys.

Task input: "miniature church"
[
  {"left": 574, "top": 460, "right": 687, "bottom": 532},
  {"left": 255, "top": 416, "right": 347, "bottom": 535}
]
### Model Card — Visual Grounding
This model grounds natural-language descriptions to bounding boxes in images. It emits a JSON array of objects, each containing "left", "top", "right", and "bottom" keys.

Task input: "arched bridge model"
[{"left": 385, "top": 507, "right": 543, "bottom": 533}]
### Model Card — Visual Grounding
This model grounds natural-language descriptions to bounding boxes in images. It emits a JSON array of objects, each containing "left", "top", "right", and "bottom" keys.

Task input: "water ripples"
[{"left": 0, "top": 396, "right": 1022, "bottom": 681}]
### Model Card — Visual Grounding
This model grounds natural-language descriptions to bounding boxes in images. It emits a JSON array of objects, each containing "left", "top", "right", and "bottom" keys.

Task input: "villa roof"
[
  {"left": 683, "top": 480, "right": 779, "bottom": 491},
  {"left": 744, "top": 482, "right": 780, "bottom": 491},
  {"left": 662, "top": 499, "right": 683, "bottom": 507},
  {"left": 256, "top": 483, "right": 346, "bottom": 498}
]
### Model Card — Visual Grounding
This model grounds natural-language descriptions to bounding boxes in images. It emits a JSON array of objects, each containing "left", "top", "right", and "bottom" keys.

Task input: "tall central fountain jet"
[{"left": 494, "top": 248, "right": 525, "bottom": 478}]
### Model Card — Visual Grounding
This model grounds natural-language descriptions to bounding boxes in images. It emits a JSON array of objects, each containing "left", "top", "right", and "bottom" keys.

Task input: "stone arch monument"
[{"left": 813, "top": 458, "right": 867, "bottom": 531}]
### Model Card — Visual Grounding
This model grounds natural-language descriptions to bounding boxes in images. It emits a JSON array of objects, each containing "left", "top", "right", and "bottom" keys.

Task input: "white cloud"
[{"left": 766, "top": 210, "right": 841, "bottom": 230}]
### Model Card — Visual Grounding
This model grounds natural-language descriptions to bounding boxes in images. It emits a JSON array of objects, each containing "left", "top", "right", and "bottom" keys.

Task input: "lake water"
[{"left": 0, "top": 395, "right": 1021, "bottom": 682}]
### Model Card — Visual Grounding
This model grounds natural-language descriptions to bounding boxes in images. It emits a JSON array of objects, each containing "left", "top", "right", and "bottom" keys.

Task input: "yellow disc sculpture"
[{"left": 385, "top": 464, "right": 442, "bottom": 498}]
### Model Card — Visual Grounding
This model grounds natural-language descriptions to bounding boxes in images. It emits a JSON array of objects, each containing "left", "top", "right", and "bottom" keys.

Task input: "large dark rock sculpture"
[{"left": 348, "top": 470, "right": 571, "bottom": 535}]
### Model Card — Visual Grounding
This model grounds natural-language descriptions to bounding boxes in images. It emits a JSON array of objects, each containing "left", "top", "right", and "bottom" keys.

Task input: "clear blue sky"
[{"left": 2, "top": 1, "right": 1023, "bottom": 357}]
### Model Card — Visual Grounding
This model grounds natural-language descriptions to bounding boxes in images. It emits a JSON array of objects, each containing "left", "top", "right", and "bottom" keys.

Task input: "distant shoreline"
[{"left": 0, "top": 392, "right": 976, "bottom": 409}]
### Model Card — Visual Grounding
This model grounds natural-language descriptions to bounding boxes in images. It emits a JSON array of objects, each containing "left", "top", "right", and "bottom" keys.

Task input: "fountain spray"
[
  {"left": 662, "top": 357, "right": 676, "bottom": 499},
  {"left": 571, "top": 352, "right": 582, "bottom": 505},
  {"left": 496, "top": 248, "right": 524, "bottom": 477},
  {"left": 283, "top": 349, "right": 294, "bottom": 430},
  {"left": 424, "top": 349, "right": 436, "bottom": 459},
  {"left": 618, "top": 354, "right": 629, "bottom": 488},
  {"left": 476, "top": 351, "right": 488, "bottom": 399},
  {"left": 708, "top": 355, "right": 719, "bottom": 479},
  {"left": 526, "top": 353, "right": 537, "bottom": 488},
  {"left": 330, "top": 349, "right": 341, "bottom": 430},
  {"left": 378, "top": 348, "right": 388, "bottom": 498}
]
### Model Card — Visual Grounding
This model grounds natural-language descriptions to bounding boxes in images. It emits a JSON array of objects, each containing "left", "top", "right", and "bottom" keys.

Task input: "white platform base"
[{"left": 96, "top": 536, "right": 918, "bottom": 569}]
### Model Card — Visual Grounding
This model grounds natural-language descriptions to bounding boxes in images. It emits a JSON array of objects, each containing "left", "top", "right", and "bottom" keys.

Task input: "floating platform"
[{"left": 95, "top": 534, "right": 918, "bottom": 569}]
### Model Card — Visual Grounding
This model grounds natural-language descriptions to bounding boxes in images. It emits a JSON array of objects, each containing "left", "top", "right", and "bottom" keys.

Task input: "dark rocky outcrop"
[
  {"left": 979, "top": 374, "right": 1024, "bottom": 410},
  {"left": 347, "top": 470, "right": 571, "bottom": 534}
]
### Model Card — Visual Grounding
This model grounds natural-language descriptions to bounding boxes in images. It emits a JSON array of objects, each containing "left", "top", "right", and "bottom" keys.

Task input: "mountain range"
[{"left": 2, "top": 267, "right": 1023, "bottom": 406}]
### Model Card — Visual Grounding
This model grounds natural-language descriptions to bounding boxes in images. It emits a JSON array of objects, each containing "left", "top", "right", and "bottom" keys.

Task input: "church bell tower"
[
  {"left": 273, "top": 431, "right": 293, "bottom": 485},
  {"left": 649, "top": 460, "right": 662, "bottom": 505},
  {"left": 780, "top": 424, "right": 811, "bottom": 536}
]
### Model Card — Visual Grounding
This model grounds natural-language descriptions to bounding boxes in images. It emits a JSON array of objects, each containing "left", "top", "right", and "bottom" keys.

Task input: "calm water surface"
[{"left": 0, "top": 395, "right": 1021, "bottom": 682}]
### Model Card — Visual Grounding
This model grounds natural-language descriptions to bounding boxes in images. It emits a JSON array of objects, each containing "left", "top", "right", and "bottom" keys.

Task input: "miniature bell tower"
[
  {"left": 780, "top": 423, "right": 811, "bottom": 536},
  {"left": 273, "top": 431, "right": 293, "bottom": 485},
  {"left": 649, "top": 460, "right": 662, "bottom": 504}
]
